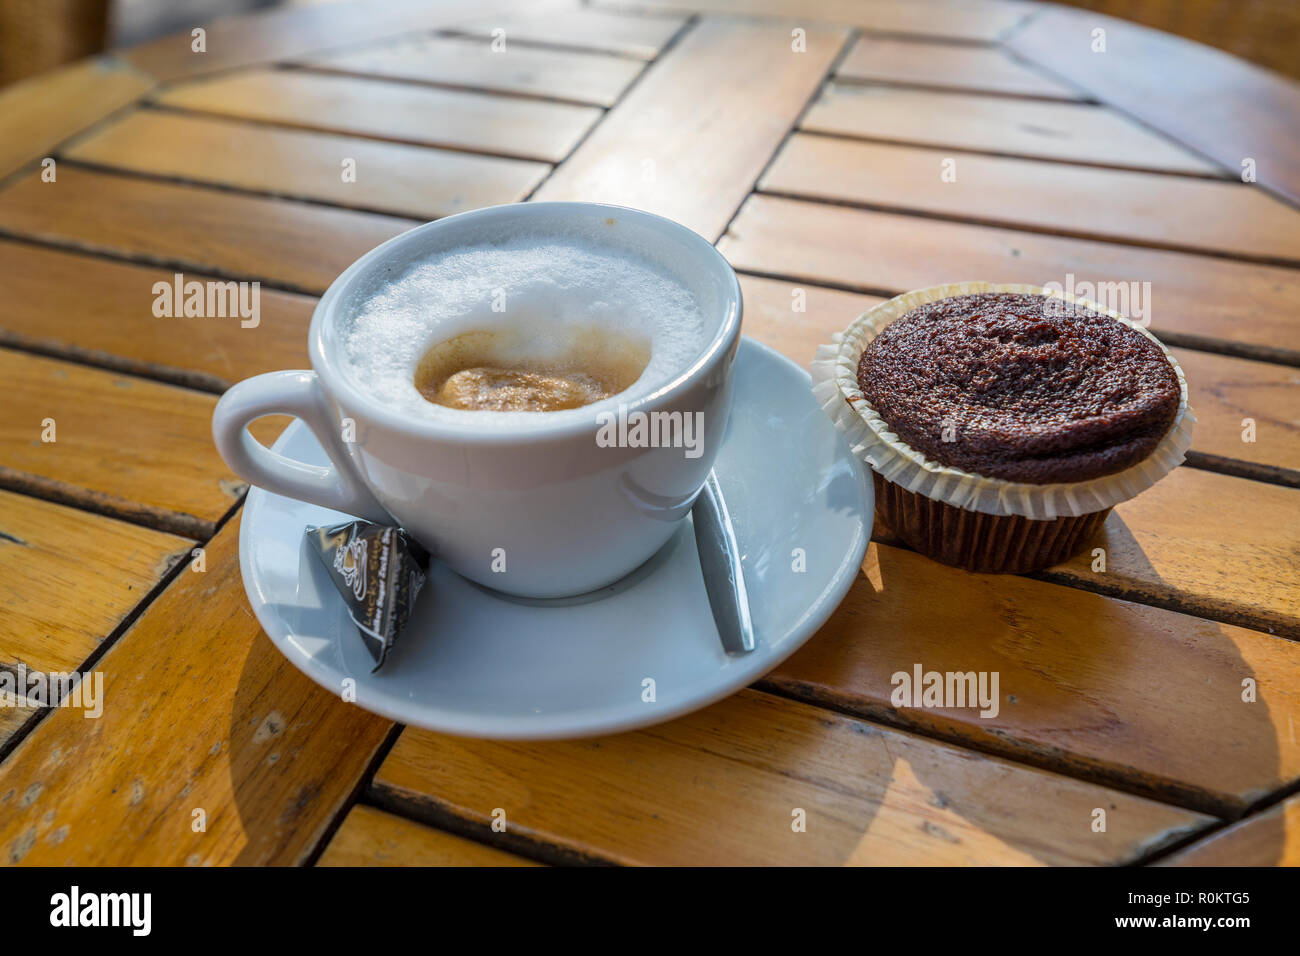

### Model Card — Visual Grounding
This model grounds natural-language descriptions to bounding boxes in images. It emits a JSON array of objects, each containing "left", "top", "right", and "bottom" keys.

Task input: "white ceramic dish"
[{"left": 239, "top": 337, "right": 872, "bottom": 739}]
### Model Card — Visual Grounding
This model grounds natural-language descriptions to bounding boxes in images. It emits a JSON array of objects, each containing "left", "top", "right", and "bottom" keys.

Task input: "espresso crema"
[{"left": 414, "top": 326, "right": 651, "bottom": 412}]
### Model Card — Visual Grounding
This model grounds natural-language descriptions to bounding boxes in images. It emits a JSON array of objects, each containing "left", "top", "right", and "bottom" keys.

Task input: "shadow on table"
[
  {"left": 223, "top": 614, "right": 391, "bottom": 866},
  {"left": 759, "top": 512, "right": 1286, "bottom": 865},
  {"left": 217, "top": 513, "right": 1284, "bottom": 866}
]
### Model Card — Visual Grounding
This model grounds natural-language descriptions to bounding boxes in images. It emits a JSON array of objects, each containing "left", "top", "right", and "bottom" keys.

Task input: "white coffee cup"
[{"left": 212, "top": 202, "right": 742, "bottom": 598}]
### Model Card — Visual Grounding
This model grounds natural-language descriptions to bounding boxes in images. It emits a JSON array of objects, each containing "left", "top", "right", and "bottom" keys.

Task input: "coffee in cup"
[
  {"left": 212, "top": 202, "right": 741, "bottom": 598},
  {"left": 338, "top": 237, "right": 706, "bottom": 424},
  {"left": 413, "top": 325, "right": 651, "bottom": 412}
]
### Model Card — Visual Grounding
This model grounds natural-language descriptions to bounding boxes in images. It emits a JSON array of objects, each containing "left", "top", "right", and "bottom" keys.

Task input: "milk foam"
[{"left": 339, "top": 237, "right": 707, "bottom": 424}]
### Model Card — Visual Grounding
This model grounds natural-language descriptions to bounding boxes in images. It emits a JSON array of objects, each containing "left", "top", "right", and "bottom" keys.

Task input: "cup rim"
[{"left": 309, "top": 201, "right": 742, "bottom": 444}]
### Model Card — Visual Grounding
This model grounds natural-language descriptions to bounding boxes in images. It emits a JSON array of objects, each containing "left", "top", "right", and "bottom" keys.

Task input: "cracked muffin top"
[{"left": 855, "top": 292, "right": 1180, "bottom": 484}]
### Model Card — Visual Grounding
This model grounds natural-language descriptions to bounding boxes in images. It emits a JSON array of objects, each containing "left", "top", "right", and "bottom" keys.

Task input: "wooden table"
[{"left": 0, "top": 0, "right": 1297, "bottom": 867}]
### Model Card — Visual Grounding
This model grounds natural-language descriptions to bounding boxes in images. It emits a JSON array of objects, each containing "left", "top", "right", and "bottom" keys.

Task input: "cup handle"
[{"left": 212, "top": 370, "right": 391, "bottom": 522}]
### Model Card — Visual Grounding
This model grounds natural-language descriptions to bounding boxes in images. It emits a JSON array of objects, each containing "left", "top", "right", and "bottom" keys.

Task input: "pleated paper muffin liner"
[
  {"left": 871, "top": 473, "right": 1112, "bottom": 573},
  {"left": 810, "top": 281, "right": 1196, "bottom": 522}
]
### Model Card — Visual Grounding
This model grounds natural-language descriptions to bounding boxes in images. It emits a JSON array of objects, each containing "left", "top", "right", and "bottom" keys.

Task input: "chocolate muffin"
[
  {"left": 856, "top": 292, "right": 1181, "bottom": 484},
  {"left": 814, "top": 282, "right": 1193, "bottom": 573}
]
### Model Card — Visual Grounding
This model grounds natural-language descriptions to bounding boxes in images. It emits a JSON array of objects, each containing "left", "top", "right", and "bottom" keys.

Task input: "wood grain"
[
  {"left": 738, "top": 273, "right": 882, "bottom": 370},
  {"left": 836, "top": 35, "right": 1082, "bottom": 100},
  {"left": 0, "top": 167, "right": 414, "bottom": 296},
  {"left": 1041, "top": 467, "right": 1300, "bottom": 639},
  {"left": 536, "top": 17, "right": 848, "bottom": 239},
  {"left": 63, "top": 110, "right": 548, "bottom": 220},
  {"left": 0, "top": 490, "right": 191, "bottom": 678},
  {"left": 0, "top": 348, "right": 258, "bottom": 537},
  {"left": 299, "top": 33, "right": 643, "bottom": 107},
  {"left": 153, "top": 69, "right": 602, "bottom": 163},
  {"left": 760, "top": 134, "right": 1300, "bottom": 264},
  {"left": 1008, "top": 6, "right": 1300, "bottom": 208},
  {"left": 803, "top": 84, "right": 1215, "bottom": 174},
  {"left": 451, "top": 6, "right": 686, "bottom": 60},
  {"left": 594, "top": 0, "right": 1032, "bottom": 43},
  {"left": 721, "top": 195, "right": 1300, "bottom": 362},
  {"left": 1160, "top": 794, "right": 1300, "bottom": 866},
  {"left": 120, "top": 0, "right": 526, "bottom": 83},
  {"left": 0, "top": 56, "right": 153, "bottom": 181},
  {"left": 1172, "top": 349, "right": 1300, "bottom": 481},
  {"left": 0, "top": 240, "right": 314, "bottom": 391},
  {"left": 765, "top": 542, "right": 1300, "bottom": 816},
  {"left": 0, "top": 516, "right": 394, "bottom": 865},
  {"left": 373, "top": 689, "right": 1209, "bottom": 865},
  {"left": 318, "top": 805, "right": 541, "bottom": 866}
]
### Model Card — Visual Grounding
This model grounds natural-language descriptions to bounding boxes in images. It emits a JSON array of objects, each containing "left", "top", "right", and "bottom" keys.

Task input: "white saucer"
[{"left": 239, "top": 337, "right": 872, "bottom": 739}]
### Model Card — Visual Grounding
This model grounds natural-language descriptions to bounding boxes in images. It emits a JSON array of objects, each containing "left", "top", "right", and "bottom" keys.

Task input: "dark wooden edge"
[
  {"left": 0, "top": 466, "right": 218, "bottom": 540},
  {"left": 367, "top": 780, "right": 614, "bottom": 866},
  {"left": 0, "top": 329, "right": 235, "bottom": 394}
]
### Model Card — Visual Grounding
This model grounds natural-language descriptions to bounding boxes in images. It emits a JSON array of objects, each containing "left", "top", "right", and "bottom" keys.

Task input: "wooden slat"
[
  {"left": 1160, "top": 795, "right": 1300, "bottom": 866},
  {"left": 594, "top": 0, "right": 1031, "bottom": 43},
  {"left": 765, "top": 542, "right": 1300, "bottom": 816},
  {"left": 1172, "top": 349, "right": 1300, "bottom": 482},
  {"left": 62, "top": 110, "right": 547, "bottom": 221},
  {"left": 0, "top": 56, "right": 153, "bottom": 181},
  {"left": 737, "top": 275, "right": 1300, "bottom": 483},
  {"left": 760, "top": 134, "right": 1300, "bottom": 264},
  {"left": 0, "top": 167, "right": 413, "bottom": 296},
  {"left": 451, "top": 6, "right": 687, "bottom": 60},
  {"left": 1039, "top": 467, "right": 1300, "bottom": 639},
  {"left": 319, "top": 805, "right": 540, "bottom": 866},
  {"left": 372, "top": 690, "right": 1209, "bottom": 865},
  {"left": 720, "top": 195, "right": 1300, "bottom": 362},
  {"left": 0, "top": 241, "right": 314, "bottom": 392},
  {"left": 153, "top": 69, "right": 602, "bottom": 163},
  {"left": 298, "top": 33, "right": 643, "bottom": 107},
  {"left": 1008, "top": 7, "right": 1300, "bottom": 208},
  {"left": 802, "top": 84, "right": 1215, "bottom": 175},
  {"left": 0, "top": 490, "right": 191, "bottom": 676},
  {"left": 120, "top": 0, "right": 525, "bottom": 83},
  {"left": 0, "top": 348, "right": 261, "bottom": 537},
  {"left": 535, "top": 17, "right": 848, "bottom": 240},
  {"left": 0, "top": 516, "right": 394, "bottom": 865},
  {"left": 836, "top": 35, "right": 1083, "bottom": 100},
  {"left": 738, "top": 274, "right": 883, "bottom": 370}
]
